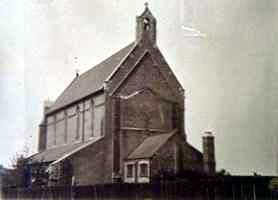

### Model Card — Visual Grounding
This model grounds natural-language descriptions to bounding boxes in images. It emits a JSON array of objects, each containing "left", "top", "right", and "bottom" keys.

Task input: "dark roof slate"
[
  {"left": 127, "top": 130, "right": 177, "bottom": 160},
  {"left": 28, "top": 143, "right": 84, "bottom": 164},
  {"left": 47, "top": 42, "right": 135, "bottom": 114},
  {"left": 28, "top": 137, "right": 102, "bottom": 164}
]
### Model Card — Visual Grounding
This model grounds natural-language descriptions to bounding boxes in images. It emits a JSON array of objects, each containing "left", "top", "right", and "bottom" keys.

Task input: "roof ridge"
[
  {"left": 46, "top": 42, "right": 135, "bottom": 114},
  {"left": 105, "top": 42, "right": 137, "bottom": 82},
  {"left": 79, "top": 42, "right": 135, "bottom": 80}
]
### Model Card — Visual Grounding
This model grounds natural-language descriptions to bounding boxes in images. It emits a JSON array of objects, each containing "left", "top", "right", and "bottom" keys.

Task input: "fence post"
[{"left": 253, "top": 184, "right": 256, "bottom": 200}]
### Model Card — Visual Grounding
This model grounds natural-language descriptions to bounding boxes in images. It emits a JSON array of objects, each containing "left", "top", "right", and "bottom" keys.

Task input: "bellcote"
[{"left": 136, "top": 3, "right": 157, "bottom": 44}]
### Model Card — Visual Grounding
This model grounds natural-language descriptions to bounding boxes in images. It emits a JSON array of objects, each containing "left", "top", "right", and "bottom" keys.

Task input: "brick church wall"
[
  {"left": 151, "top": 138, "right": 177, "bottom": 178},
  {"left": 120, "top": 90, "right": 174, "bottom": 131},
  {"left": 104, "top": 37, "right": 187, "bottom": 180},
  {"left": 118, "top": 54, "right": 177, "bottom": 101},
  {"left": 181, "top": 143, "right": 204, "bottom": 172},
  {"left": 69, "top": 136, "right": 112, "bottom": 185},
  {"left": 150, "top": 135, "right": 204, "bottom": 179},
  {"left": 119, "top": 130, "right": 149, "bottom": 176}
]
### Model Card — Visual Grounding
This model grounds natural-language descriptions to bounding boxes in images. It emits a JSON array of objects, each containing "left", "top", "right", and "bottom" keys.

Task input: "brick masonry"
[{"left": 151, "top": 134, "right": 204, "bottom": 179}]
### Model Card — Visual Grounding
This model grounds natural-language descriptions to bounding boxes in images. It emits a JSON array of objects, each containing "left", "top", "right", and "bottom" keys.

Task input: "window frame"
[
  {"left": 126, "top": 164, "right": 134, "bottom": 178},
  {"left": 139, "top": 163, "right": 149, "bottom": 178},
  {"left": 137, "top": 160, "right": 150, "bottom": 183},
  {"left": 90, "top": 99, "right": 95, "bottom": 137},
  {"left": 124, "top": 161, "right": 136, "bottom": 183},
  {"left": 76, "top": 105, "right": 80, "bottom": 140}
]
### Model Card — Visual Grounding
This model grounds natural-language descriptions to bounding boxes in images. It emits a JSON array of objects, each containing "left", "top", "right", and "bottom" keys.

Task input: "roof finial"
[
  {"left": 75, "top": 69, "right": 80, "bottom": 78},
  {"left": 74, "top": 56, "right": 79, "bottom": 78},
  {"left": 144, "top": 2, "right": 148, "bottom": 9}
]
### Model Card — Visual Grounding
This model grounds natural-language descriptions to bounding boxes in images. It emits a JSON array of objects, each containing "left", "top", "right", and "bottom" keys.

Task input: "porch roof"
[
  {"left": 28, "top": 137, "right": 103, "bottom": 164},
  {"left": 127, "top": 129, "right": 177, "bottom": 160}
]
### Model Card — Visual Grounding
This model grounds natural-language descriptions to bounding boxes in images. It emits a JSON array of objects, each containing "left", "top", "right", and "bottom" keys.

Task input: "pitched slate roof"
[
  {"left": 49, "top": 136, "right": 103, "bottom": 166},
  {"left": 47, "top": 42, "right": 135, "bottom": 114},
  {"left": 28, "top": 137, "right": 103, "bottom": 164},
  {"left": 127, "top": 129, "right": 177, "bottom": 160}
]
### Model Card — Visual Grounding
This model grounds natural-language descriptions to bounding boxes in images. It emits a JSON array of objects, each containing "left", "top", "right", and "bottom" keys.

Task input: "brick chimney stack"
[
  {"left": 38, "top": 100, "right": 53, "bottom": 152},
  {"left": 202, "top": 131, "right": 216, "bottom": 174}
]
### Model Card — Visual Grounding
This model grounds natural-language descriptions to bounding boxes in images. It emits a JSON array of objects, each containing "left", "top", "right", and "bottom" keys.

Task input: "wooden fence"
[{"left": 2, "top": 176, "right": 278, "bottom": 200}]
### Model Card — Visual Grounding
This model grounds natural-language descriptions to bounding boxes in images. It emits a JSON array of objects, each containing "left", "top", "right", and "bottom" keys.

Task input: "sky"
[{"left": 0, "top": 0, "right": 278, "bottom": 175}]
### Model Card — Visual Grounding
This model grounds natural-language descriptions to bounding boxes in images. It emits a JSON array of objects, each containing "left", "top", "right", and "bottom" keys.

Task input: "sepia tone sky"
[{"left": 1, "top": 0, "right": 278, "bottom": 175}]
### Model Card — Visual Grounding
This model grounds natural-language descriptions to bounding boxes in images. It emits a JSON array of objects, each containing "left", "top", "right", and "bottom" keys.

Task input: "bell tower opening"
[
  {"left": 136, "top": 3, "right": 157, "bottom": 44},
  {"left": 143, "top": 18, "right": 150, "bottom": 31}
]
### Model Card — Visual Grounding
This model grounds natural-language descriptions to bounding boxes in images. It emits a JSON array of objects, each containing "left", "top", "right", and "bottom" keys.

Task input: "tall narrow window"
[
  {"left": 76, "top": 105, "right": 80, "bottom": 140},
  {"left": 91, "top": 99, "right": 94, "bottom": 137},
  {"left": 100, "top": 117, "right": 105, "bottom": 136},
  {"left": 54, "top": 115, "right": 57, "bottom": 146},
  {"left": 81, "top": 102, "right": 85, "bottom": 142},
  {"left": 64, "top": 110, "right": 68, "bottom": 144}
]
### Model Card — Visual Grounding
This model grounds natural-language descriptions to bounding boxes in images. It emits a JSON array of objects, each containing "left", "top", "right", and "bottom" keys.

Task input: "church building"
[{"left": 27, "top": 4, "right": 216, "bottom": 186}]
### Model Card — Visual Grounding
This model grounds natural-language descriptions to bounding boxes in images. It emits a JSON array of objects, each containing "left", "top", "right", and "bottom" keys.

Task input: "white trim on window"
[
  {"left": 124, "top": 161, "right": 136, "bottom": 183},
  {"left": 137, "top": 160, "right": 150, "bottom": 183}
]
